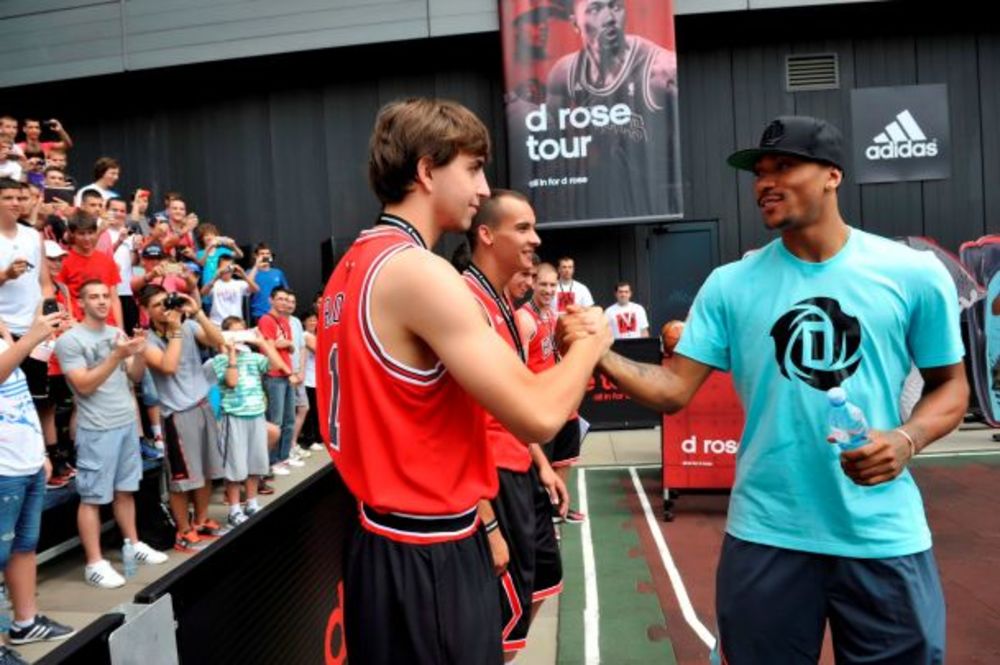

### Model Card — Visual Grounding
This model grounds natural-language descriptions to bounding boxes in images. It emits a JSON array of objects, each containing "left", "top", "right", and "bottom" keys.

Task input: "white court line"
[
  {"left": 916, "top": 449, "right": 1000, "bottom": 458},
  {"left": 628, "top": 466, "right": 717, "bottom": 651},
  {"left": 578, "top": 468, "right": 600, "bottom": 665}
]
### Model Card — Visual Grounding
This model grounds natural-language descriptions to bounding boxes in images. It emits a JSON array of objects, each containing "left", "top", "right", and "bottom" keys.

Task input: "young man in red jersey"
[
  {"left": 316, "top": 98, "right": 611, "bottom": 665},
  {"left": 463, "top": 191, "right": 568, "bottom": 658},
  {"left": 518, "top": 262, "right": 586, "bottom": 522}
]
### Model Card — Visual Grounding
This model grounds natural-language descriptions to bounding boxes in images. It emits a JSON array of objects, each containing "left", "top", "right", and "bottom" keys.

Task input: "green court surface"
[{"left": 558, "top": 467, "right": 680, "bottom": 665}]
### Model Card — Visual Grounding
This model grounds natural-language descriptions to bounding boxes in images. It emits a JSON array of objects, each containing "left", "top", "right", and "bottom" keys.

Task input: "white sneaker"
[
  {"left": 271, "top": 464, "right": 290, "bottom": 476},
  {"left": 85, "top": 560, "right": 126, "bottom": 589},
  {"left": 132, "top": 541, "right": 168, "bottom": 565},
  {"left": 287, "top": 457, "right": 306, "bottom": 468},
  {"left": 296, "top": 447, "right": 312, "bottom": 459},
  {"left": 227, "top": 510, "right": 249, "bottom": 527},
  {"left": 309, "top": 442, "right": 325, "bottom": 451}
]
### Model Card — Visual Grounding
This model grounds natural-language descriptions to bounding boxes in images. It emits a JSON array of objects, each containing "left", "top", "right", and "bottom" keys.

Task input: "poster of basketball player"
[{"left": 500, "top": 0, "right": 683, "bottom": 227}]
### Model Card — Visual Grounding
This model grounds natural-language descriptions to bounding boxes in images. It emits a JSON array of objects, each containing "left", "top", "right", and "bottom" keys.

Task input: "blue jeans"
[
  {"left": 0, "top": 469, "right": 46, "bottom": 569},
  {"left": 264, "top": 376, "right": 295, "bottom": 466}
]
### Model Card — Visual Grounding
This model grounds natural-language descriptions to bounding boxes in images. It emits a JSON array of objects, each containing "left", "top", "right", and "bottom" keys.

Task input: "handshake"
[{"left": 556, "top": 305, "right": 613, "bottom": 356}]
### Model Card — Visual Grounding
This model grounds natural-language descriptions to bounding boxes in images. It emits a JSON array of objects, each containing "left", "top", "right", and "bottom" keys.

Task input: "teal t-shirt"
[
  {"left": 210, "top": 351, "right": 270, "bottom": 417},
  {"left": 675, "top": 228, "right": 963, "bottom": 558}
]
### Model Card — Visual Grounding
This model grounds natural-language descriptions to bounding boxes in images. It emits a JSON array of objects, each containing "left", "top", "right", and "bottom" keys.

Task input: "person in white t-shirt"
[
  {"left": 73, "top": 157, "right": 120, "bottom": 206},
  {"left": 604, "top": 281, "right": 650, "bottom": 340},
  {"left": 203, "top": 255, "right": 259, "bottom": 325},
  {"left": 0, "top": 308, "right": 76, "bottom": 657},
  {"left": 96, "top": 197, "right": 141, "bottom": 332},
  {"left": 553, "top": 255, "right": 594, "bottom": 316}
]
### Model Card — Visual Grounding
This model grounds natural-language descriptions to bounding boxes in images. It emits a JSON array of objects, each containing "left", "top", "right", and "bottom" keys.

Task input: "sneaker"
[
  {"left": 0, "top": 646, "right": 29, "bottom": 665},
  {"left": 564, "top": 509, "right": 587, "bottom": 524},
  {"left": 140, "top": 439, "right": 163, "bottom": 460},
  {"left": 227, "top": 511, "right": 249, "bottom": 527},
  {"left": 295, "top": 446, "right": 312, "bottom": 459},
  {"left": 309, "top": 442, "right": 325, "bottom": 451},
  {"left": 271, "top": 464, "right": 290, "bottom": 476},
  {"left": 244, "top": 504, "right": 260, "bottom": 517},
  {"left": 257, "top": 480, "right": 275, "bottom": 495},
  {"left": 7, "top": 615, "right": 75, "bottom": 645},
  {"left": 287, "top": 457, "right": 306, "bottom": 468},
  {"left": 131, "top": 541, "right": 168, "bottom": 565},
  {"left": 153, "top": 436, "right": 165, "bottom": 451},
  {"left": 174, "top": 529, "right": 207, "bottom": 554},
  {"left": 193, "top": 518, "right": 230, "bottom": 538},
  {"left": 84, "top": 560, "right": 126, "bottom": 589}
]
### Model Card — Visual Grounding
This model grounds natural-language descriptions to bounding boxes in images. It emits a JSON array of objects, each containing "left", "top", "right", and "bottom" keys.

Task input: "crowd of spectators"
[{"left": 0, "top": 116, "right": 321, "bottom": 664}]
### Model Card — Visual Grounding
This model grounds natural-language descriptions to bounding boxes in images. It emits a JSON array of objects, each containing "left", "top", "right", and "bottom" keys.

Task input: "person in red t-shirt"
[
  {"left": 257, "top": 287, "right": 295, "bottom": 475},
  {"left": 58, "top": 213, "right": 122, "bottom": 327},
  {"left": 16, "top": 118, "right": 73, "bottom": 156}
]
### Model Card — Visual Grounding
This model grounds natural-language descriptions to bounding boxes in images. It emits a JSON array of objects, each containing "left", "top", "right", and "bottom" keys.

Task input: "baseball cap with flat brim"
[{"left": 727, "top": 115, "right": 845, "bottom": 173}]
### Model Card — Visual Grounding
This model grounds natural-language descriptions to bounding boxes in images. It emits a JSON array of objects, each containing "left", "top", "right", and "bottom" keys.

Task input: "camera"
[{"left": 163, "top": 292, "right": 184, "bottom": 310}]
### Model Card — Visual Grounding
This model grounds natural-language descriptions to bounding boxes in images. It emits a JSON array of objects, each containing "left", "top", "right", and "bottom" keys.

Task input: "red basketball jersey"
[
  {"left": 520, "top": 301, "right": 557, "bottom": 374},
  {"left": 463, "top": 269, "right": 533, "bottom": 472},
  {"left": 520, "top": 300, "right": 578, "bottom": 421},
  {"left": 316, "top": 218, "right": 497, "bottom": 515}
]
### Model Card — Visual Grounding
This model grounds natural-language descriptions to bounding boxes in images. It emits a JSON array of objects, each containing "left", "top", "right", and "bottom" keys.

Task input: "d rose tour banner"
[{"left": 500, "top": 0, "right": 683, "bottom": 228}]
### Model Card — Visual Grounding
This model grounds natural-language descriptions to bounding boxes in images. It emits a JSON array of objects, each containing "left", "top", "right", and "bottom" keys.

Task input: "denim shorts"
[{"left": 0, "top": 468, "right": 47, "bottom": 568}]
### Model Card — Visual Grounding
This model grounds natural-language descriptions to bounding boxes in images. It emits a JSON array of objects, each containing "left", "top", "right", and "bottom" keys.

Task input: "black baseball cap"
[
  {"left": 141, "top": 242, "right": 165, "bottom": 259},
  {"left": 727, "top": 116, "right": 845, "bottom": 173}
]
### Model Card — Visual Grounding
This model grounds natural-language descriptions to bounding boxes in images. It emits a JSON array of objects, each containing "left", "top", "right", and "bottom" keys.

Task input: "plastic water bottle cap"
[{"left": 827, "top": 386, "right": 846, "bottom": 406}]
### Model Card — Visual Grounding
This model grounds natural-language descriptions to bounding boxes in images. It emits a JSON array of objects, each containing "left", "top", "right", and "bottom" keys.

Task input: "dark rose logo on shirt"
[{"left": 770, "top": 297, "right": 862, "bottom": 391}]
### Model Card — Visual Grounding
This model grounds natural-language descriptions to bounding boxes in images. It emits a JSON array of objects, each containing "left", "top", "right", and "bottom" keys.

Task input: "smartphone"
[{"left": 42, "top": 298, "right": 60, "bottom": 316}]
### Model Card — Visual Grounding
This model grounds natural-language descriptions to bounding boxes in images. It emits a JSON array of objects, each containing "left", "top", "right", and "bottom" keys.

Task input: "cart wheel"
[{"left": 663, "top": 499, "right": 675, "bottom": 522}]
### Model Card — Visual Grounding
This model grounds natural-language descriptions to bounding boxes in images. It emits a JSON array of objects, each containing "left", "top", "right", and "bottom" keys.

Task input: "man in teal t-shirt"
[{"left": 595, "top": 116, "right": 967, "bottom": 664}]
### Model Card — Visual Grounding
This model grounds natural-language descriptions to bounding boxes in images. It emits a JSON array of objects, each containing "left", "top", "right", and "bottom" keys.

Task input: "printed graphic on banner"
[
  {"left": 500, "top": 0, "right": 683, "bottom": 227},
  {"left": 850, "top": 84, "right": 950, "bottom": 184}
]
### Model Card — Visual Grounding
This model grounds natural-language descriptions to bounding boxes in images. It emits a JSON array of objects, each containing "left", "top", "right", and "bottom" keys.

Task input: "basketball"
[{"left": 661, "top": 320, "right": 685, "bottom": 353}]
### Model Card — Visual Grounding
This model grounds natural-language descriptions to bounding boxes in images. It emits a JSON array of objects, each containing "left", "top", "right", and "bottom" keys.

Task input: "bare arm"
[
  {"left": 380, "top": 252, "right": 610, "bottom": 444},
  {"left": 0, "top": 313, "right": 61, "bottom": 383},
  {"left": 111, "top": 296, "right": 123, "bottom": 329},
  {"left": 515, "top": 308, "right": 536, "bottom": 350},
  {"left": 190, "top": 308, "right": 225, "bottom": 351},
  {"left": 38, "top": 233, "right": 54, "bottom": 298},
  {"left": 598, "top": 351, "right": 714, "bottom": 414},
  {"left": 64, "top": 347, "right": 127, "bottom": 396},
  {"left": 841, "top": 362, "right": 969, "bottom": 486},
  {"left": 252, "top": 335, "right": 291, "bottom": 375}
]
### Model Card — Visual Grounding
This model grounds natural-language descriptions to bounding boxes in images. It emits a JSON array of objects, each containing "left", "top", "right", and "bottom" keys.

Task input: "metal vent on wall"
[{"left": 785, "top": 53, "right": 840, "bottom": 92}]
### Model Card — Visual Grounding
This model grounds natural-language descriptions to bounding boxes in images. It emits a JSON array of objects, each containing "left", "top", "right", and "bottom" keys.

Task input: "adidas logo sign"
[{"left": 865, "top": 110, "right": 938, "bottom": 160}]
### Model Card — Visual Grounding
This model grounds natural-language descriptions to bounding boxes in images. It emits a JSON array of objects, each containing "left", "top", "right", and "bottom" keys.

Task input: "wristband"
[
  {"left": 484, "top": 519, "right": 499, "bottom": 534},
  {"left": 894, "top": 427, "right": 917, "bottom": 459}
]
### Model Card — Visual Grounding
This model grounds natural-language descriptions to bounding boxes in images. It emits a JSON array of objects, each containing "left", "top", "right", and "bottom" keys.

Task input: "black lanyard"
[
  {"left": 376, "top": 213, "right": 427, "bottom": 249},
  {"left": 466, "top": 263, "right": 526, "bottom": 364}
]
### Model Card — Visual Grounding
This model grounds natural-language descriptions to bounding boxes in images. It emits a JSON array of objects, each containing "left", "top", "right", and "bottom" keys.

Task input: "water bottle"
[
  {"left": 826, "top": 387, "right": 869, "bottom": 451},
  {"left": 122, "top": 539, "right": 137, "bottom": 579},
  {"left": 0, "top": 583, "right": 10, "bottom": 633}
]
